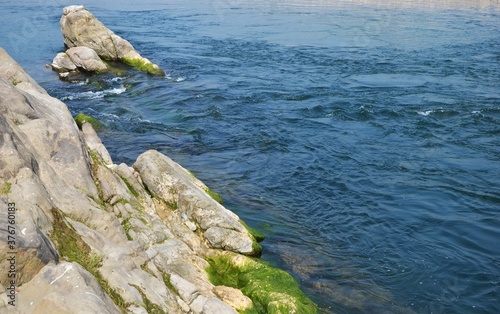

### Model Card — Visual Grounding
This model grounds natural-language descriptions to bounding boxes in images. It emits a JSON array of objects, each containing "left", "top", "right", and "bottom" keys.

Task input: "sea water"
[{"left": 1, "top": 0, "right": 499, "bottom": 312}]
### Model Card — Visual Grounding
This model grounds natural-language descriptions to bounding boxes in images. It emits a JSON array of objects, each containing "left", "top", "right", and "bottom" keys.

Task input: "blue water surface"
[{"left": 1, "top": 0, "right": 499, "bottom": 313}]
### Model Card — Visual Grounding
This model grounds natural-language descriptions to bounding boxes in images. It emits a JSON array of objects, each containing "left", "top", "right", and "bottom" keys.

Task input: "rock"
[
  {"left": 15, "top": 262, "right": 121, "bottom": 314},
  {"left": 81, "top": 122, "right": 113, "bottom": 165},
  {"left": 202, "top": 297, "right": 238, "bottom": 314},
  {"left": 205, "top": 227, "right": 254, "bottom": 253},
  {"left": 0, "top": 48, "right": 47, "bottom": 94},
  {"left": 60, "top": 6, "right": 164, "bottom": 76},
  {"left": 51, "top": 52, "right": 77, "bottom": 73},
  {"left": 133, "top": 150, "right": 261, "bottom": 256},
  {"left": 51, "top": 47, "right": 108, "bottom": 79},
  {"left": 0, "top": 48, "right": 317, "bottom": 314},
  {"left": 170, "top": 273, "right": 200, "bottom": 304},
  {"left": 66, "top": 47, "right": 108, "bottom": 73},
  {"left": 213, "top": 286, "right": 253, "bottom": 312}
]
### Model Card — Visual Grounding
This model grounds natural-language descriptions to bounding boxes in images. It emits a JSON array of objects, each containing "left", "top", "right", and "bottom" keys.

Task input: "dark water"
[{"left": 1, "top": 0, "right": 500, "bottom": 312}]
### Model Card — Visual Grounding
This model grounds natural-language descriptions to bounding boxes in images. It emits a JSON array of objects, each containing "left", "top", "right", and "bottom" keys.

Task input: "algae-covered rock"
[
  {"left": 206, "top": 252, "right": 318, "bottom": 314},
  {"left": 74, "top": 113, "right": 104, "bottom": 132},
  {"left": 60, "top": 6, "right": 164, "bottom": 76}
]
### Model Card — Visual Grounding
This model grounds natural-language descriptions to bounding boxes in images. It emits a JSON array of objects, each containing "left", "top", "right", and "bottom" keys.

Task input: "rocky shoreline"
[{"left": 0, "top": 6, "right": 317, "bottom": 314}]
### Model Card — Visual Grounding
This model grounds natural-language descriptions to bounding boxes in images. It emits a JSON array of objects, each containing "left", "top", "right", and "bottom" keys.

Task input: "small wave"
[
  {"left": 166, "top": 74, "right": 187, "bottom": 82},
  {"left": 109, "top": 77, "right": 125, "bottom": 83},
  {"left": 61, "top": 85, "right": 126, "bottom": 101},
  {"left": 417, "top": 110, "right": 433, "bottom": 116}
]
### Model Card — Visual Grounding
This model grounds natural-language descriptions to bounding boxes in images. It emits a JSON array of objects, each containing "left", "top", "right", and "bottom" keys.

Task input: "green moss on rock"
[
  {"left": 74, "top": 113, "right": 104, "bottom": 132},
  {"left": 122, "top": 57, "right": 165, "bottom": 76},
  {"left": 1, "top": 182, "right": 11, "bottom": 195},
  {"left": 206, "top": 253, "right": 318, "bottom": 314},
  {"left": 239, "top": 220, "right": 265, "bottom": 243},
  {"left": 203, "top": 186, "right": 224, "bottom": 204},
  {"left": 49, "top": 208, "right": 129, "bottom": 312},
  {"left": 131, "top": 284, "right": 167, "bottom": 314}
]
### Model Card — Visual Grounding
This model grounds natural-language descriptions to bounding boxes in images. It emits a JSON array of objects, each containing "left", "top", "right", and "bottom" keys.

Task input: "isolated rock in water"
[
  {"left": 51, "top": 47, "right": 108, "bottom": 79},
  {"left": 60, "top": 5, "right": 164, "bottom": 76},
  {"left": 66, "top": 47, "right": 108, "bottom": 73}
]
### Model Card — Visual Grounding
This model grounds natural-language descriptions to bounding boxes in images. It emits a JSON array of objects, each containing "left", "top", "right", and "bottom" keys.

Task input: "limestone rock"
[
  {"left": 202, "top": 297, "right": 238, "bottom": 314},
  {"left": 0, "top": 48, "right": 316, "bottom": 314},
  {"left": 66, "top": 47, "right": 108, "bottom": 73},
  {"left": 81, "top": 122, "right": 113, "bottom": 165},
  {"left": 51, "top": 52, "right": 77, "bottom": 73},
  {"left": 133, "top": 150, "right": 261, "bottom": 256},
  {"left": 14, "top": 262, "right": 121, "bottom": 314},
  {"left": 213, "top": 286, "right": 254, "bottom": 312},
  {"left": 60, "top": 6, "right": 164, "bottom": 75}
]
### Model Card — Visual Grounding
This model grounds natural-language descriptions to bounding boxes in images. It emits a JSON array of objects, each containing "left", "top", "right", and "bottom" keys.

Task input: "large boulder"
[
  {"left": 60, "top": 5, "right": 164, "bottom": 76},
  {"left": 133, "top": 150, "right": 262, "bottom": 257}
]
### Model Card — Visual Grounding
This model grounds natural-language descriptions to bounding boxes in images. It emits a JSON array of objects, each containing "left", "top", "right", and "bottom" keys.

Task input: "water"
[{"left": 1, "top": 0, "right": 499, "bottom": 312}]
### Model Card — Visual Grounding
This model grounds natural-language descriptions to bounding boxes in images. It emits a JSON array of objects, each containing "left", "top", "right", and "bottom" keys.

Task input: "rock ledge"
[{"left": 0, "top": 47, "right": 317, "bottom": 313}]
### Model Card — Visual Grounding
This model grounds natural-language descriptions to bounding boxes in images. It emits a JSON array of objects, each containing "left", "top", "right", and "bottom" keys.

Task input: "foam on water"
[{"left": 61, "top": 85, "right": 127, "bottom": 100}]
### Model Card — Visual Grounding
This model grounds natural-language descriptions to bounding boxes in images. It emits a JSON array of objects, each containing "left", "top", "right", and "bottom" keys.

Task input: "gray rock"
[
  {"left": 15, "top": 262, "right": 121, "bottom": 314},
  {"left": 170, "top": 273, "right": 200, "bottom": 304},
  {"left": 66, "top": 47, "right": 108, "bottom": 73},
  {"left": 134, "top": 150, "right": 260, "bottom": 256},
  {"left": 213, "top": 286, "right": 253, "bottom": 312},
  {"left": 51, "top": 52, "right": 77, "bottom": 73},
  {"left": 81, "top": 122, "right": 113, "bottom": 165},
  {"left": 0, "top": 48, "right": 314, "bottom": 314},
  {"left": 60, "top": 6, "right": 164, "bottom": 75},
  {"left": 204, "top": 227, "right": 254, "bottom": 254},
  {"left": 202, "top": 297, "right": 238, "bottom": 314}
]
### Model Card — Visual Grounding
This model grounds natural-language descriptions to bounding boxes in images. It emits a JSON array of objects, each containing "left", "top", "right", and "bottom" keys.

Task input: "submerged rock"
[{"left": 60, "top": 5, "right": 164, "bottom": 76}]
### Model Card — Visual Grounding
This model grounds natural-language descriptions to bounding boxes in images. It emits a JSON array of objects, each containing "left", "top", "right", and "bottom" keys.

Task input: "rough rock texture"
[
  {"left": 51, "top": 52, "right": 78, "bottom": 73},
  {"left": 0, "top": 48, "right": 316, "bottom": 313},
  {"left": 60, "top": 5, "right": 164, "bottom": 76},
  {"left": 51, "top": 47, "right": 108, "bottom": 79},
  {"left": 133, "top": 150, "right": 262, "bottom": 257},
  {"left": 16, "top": 262, "right": 121, "bottom": 314}
]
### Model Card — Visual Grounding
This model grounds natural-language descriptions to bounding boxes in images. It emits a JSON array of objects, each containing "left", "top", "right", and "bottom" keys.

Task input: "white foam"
[
  {"left": 61, "top": 85, "right": 126, "bottom": 101},
  {"left": 417, "top": 110, "right": 434, "bottom": 116}
]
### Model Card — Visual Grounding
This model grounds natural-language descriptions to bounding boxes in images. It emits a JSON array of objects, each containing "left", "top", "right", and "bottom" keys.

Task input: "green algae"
[
  {"left": 49, "top": 208, "right": 129, "bottom": 312},
  {"left": 203, "top": 186, "right": 224, "bottom": 204},
  {"left": 239, "top": 220, "right": 265, "bottom": 243},
  {"left": 122, "top": 57, "right": 165, "bottom": 76},
  {"left": 121, "top": 217, "right": 133, "bottom": 241},
  {"left": 130, "top": 284, "right": 167, "bottom": 314},
  {"left": 74, "top": 113, "right": 104, "bottom": 132},
  {"left": 1, "top": 182, "right": 11, "bottom": 195},
  {"left": 206, "top": 253, "right": 318, "bottom": 314}
]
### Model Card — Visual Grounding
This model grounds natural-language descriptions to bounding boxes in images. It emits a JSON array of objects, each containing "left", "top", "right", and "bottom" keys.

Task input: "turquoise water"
[{"left": 1, "top": 0, "right": 499, "bottom": 312}]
